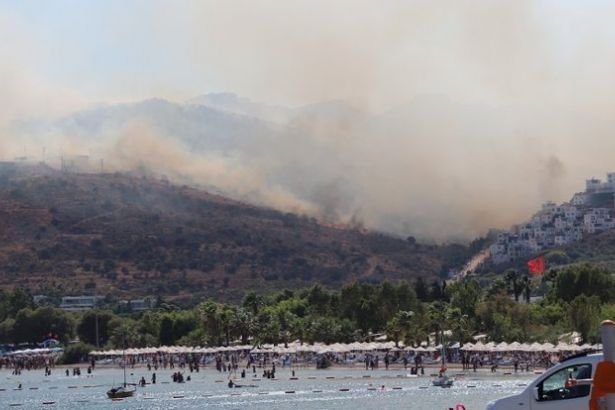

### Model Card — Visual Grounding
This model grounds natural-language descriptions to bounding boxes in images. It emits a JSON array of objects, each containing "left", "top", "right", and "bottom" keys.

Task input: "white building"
[{"left": 60, "top": 296, "right": 103, "bottom": 311}]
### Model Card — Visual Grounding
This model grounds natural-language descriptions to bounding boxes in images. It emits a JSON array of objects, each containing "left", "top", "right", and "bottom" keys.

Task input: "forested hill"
[{"left": 0, "top": 163, "right": 446, "bottom": 303}]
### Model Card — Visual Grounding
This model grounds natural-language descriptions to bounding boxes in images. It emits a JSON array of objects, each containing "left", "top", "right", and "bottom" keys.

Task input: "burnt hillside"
[{"left": 0, "top": 164, "right": 443, "bottom": 302}]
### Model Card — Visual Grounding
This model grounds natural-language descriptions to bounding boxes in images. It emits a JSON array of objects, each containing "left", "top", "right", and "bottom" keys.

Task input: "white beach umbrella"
[{"left": 495, "top": 342, "right": 509, "bottom": 352}]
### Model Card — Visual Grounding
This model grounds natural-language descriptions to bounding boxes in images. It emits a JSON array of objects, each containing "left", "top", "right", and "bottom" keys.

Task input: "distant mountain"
[
  {"left": 0, "top": 165, "right": 443, "bottom": 303},
  {"left": 186, "top": 92, "right": 294, "bottom": 124},
  {"left": 8, "top": 96, "right": 376, "bottom": 231},
  {"left": 48, "top": 98, "right": 281, "bottom": 153}
]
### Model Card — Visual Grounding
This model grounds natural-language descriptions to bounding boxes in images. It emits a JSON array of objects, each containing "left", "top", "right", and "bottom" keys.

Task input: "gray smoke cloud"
[{"left": 3, "top": 1, "right": 615, "bottom": 242}]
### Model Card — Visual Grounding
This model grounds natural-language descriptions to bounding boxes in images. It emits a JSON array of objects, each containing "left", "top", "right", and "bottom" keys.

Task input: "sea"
[{"left": 1, "top": 366, "right": 535, "bottom": 410}]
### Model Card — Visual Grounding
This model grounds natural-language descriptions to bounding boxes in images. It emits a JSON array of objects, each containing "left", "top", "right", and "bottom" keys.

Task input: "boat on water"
[
  {"left": 107, "top": 384, "right": 135, "bottom": 399},
  {"left": 432, "top": 339, "right": 454, "bottom": 388},
  {"left": 106, "top": 336, "right": 135, "bottom": 399},
  {"left": 431, "top": 374, "right": 453, "bottom": 388}
]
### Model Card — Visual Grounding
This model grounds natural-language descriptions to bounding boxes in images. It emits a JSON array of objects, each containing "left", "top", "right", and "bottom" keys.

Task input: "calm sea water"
[{"left": 1, "top": 366, "right": 535, "bottom": 410}]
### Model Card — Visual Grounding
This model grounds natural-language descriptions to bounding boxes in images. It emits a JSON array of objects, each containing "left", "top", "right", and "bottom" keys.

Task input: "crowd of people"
[
  {"left": 0, "top": 345, "right": 578, "bottom": 377},
  {"left": 0, "top": 354, "right": 57, "bottom": 373}
]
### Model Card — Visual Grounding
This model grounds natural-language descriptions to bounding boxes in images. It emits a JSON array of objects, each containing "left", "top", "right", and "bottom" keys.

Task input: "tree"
[
  {"left": 77, "top": 310, "right": 114, "bottom": 347},
  {"left": 230, "top": 307, "right": 254, "bottom": 345},
  {"left": 385, "top": 310, "right": 415, "bottom": 347},
  {"left": 254, "top": 308, "right": 281, "bottom": 344},
  {"left": 0, "top": 289, "right": 33, "bottom": 321},
  {"left": 0, "top": 318, "right": 15, "bottom": 343},
  {"left": 429, "top": 280, "right": 446, "bottom": 302},
  {"left": 428, "top": 301, "right": 447, "bottom": 345},
  {"left": 396, "top": 281, "right": 419, "bottom": 312},
  {"left": 445, "top": 306, "right": 471, "bottom": 343},
  {"left": 306, "top": 284, "right": 331, "bottom": 316},
  {"left": 108, "top": 317, "right": 140, "bottom": 348},
  {"left": 198, "top": 300, "right": 225, "bottom": 345},
  {"left": 377, "top": 281, "right": 399, "bottom": 323},
  {"left": 12, "top": 307, "right": 74, "bottom": 344},
  {"left": 552, "top": 264, "right": 614, "bottom": 303},
  {"left": 505, "top": 269, "right": 522, "bottom": 302},
  {"left": 159, "top": 316, "right": 175, "bottom": 346},
  {"left": 446, "top": 280, "right": 481, "bottom": 319},
  {"left": 414, "top": 277, "right": 428, "bottom": 302},
  {"left": 569, "top": 295, "right": 601, "bottom": 343},
  {"left": 521, "top": 275, "right": 532, "bottom": 303},
  {"left": 486, "top": 278, "right": 508, "bottom": 299},
  {"left": 242, "top": 292, "right": 265, "bottom": 316}
]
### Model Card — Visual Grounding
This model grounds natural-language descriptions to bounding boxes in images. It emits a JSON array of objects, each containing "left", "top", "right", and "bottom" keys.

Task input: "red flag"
[{"left": 527, "top": 256, "right": 545, "bottom": 276}]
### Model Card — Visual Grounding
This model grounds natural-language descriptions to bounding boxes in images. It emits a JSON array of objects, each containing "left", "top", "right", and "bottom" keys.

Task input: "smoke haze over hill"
[{"left": 3, "top": 1, "right": 615, "bottom": 241}]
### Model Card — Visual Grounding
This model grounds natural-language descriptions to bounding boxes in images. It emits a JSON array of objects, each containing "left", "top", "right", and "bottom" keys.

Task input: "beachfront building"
[
  {"left": 119, "top": 297, "right": 156, "bottom": 312},
  {"left": 59, "top": 295, "right": 104, "bottom": 311}
]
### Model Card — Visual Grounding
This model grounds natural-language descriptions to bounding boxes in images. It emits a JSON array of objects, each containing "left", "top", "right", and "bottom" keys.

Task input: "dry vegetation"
[{"left": 0, "top": 164, "right": 443, "bottom": 302}]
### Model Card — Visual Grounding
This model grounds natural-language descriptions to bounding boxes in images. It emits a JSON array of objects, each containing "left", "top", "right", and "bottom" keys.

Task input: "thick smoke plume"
[{"left": 3, "top": 1, "right": 615, "bottom": 242}]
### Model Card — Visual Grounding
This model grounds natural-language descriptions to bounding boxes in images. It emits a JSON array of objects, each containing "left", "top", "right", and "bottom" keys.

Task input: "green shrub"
[{"left": 59, "top": 343, "right": 95, "bottom": 365}]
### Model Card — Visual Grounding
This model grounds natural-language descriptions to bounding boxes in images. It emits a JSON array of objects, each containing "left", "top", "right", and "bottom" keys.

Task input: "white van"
[{"left": 486, "top": 353, "right": 601, "bottom": 410}]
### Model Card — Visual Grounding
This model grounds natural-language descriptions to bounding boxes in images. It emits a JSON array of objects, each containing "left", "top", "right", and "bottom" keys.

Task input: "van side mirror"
[{"left": 533, "top": 386, "right": 540, "bottom": 401}]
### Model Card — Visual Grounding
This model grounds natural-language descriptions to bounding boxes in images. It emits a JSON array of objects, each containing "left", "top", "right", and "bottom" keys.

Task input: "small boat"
[
  {"left": 107, "top": 336, "right": 135, "bottom": 399},
  {"left": 432, "top": 375, "right": 454, "bottom": 388},
  {"left": 107, "top": 384, "right": 135, "bottom": 399},
  {"left": 432, "top": 336, "right": 454, "bottom": 388}
]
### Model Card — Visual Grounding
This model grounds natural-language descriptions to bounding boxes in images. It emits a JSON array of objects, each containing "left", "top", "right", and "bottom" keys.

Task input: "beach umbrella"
[
  {"left": 529, "top": 342, "right": 543, "bottom": 352},
  {"left": 540, "top": 342, "right": 555, "bottom": 351},
  {"left": 495, "top": 342, "right": 509, "bottom": 352},
  {"left": 508, "top": 341, "right": 522, "bottom": 351}
]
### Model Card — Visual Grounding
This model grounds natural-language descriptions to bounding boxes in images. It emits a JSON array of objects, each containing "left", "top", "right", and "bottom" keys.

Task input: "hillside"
[
  {"left": 552, "top": 230, "right": 615, "bottom": 271},
  {"left": 0, "top": 164, "right": 443, "bottom": 303}
]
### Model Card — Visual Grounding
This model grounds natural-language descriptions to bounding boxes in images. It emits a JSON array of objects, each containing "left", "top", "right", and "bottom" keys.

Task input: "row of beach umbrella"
[
  {"left": 460, "top": 341, "right": 600, "bottom": 353},
  {"left": 89, "top": 340, "right": 600, "bottom": 357}
]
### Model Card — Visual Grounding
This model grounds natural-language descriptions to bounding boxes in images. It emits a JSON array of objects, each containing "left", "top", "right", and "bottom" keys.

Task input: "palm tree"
[
  {"left": 428, "top": 302, "right": 447, "bottom": 345},
  {"left": 445, "top": 307, "right": 470, "bottom": 343},
  {"left": 505, "top": 269, "right": 522, "bottom": 302},
  {"left": 522, "top": 275, "right": 532, "bottom": 303},
  {"left": 386, "top": 310, "right": 415, "bottom": 347},
  {"left": 230, "top": 307, "right": 254, "bottom": 345},
  {"left": 198, "top": 301, "right": 223, "bottom": 345},
  {"left": 242, "top": 292, "right": 265, "bottom": 316}
]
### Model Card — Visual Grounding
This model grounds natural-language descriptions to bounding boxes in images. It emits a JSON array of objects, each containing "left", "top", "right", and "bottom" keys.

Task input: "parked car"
[{"left": 486, "top": 352, "right": 599, "bottom": 410}]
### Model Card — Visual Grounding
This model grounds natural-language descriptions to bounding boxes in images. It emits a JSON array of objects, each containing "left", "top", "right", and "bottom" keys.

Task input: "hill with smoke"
[{"left": 3, "top": 93, "right": 612, "bottom": 242}]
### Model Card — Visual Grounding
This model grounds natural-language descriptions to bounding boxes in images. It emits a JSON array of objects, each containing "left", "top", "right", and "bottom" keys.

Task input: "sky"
[
  {"left": 3, "top": 1, "right": 615, "bottom": 241},
  {"left": 3, "top": 0, "right": 615, "bottom": 112}
]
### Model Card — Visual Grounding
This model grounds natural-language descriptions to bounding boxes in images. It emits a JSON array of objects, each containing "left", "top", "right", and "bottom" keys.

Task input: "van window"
[{"left": 536, "top": 363, "right": 592, "bottom": 401}]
